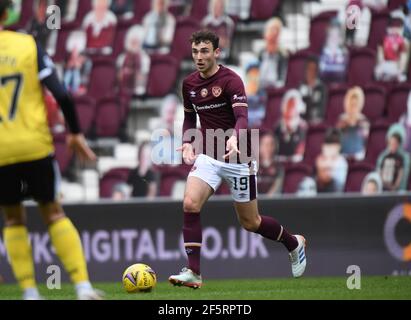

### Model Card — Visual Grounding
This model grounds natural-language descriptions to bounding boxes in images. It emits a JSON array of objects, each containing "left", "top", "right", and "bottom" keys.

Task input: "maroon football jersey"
[{"left": 182, "top": 65, "right": 251, "bottom": 162}]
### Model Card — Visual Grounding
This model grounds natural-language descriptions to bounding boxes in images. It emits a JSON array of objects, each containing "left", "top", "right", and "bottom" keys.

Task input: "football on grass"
[{"left": 122, "top": 263, "right": 157, "bottom": 293}]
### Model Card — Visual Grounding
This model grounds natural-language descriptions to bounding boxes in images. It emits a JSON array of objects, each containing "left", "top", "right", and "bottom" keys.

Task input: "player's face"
[{"left": 192, "top": 41, "right": 220, "bottom": 74}]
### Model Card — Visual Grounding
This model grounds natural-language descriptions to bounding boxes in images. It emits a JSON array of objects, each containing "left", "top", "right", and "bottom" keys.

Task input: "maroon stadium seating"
[
  {"left": 347, "top": 47, "right": 376, "bottom": 86},
  {"left": 133, "top": 0, "right": 152, "bottom": 24},
  {"left": 282, "top": 163, "right": 313, "bottom": 194},
  {"left": 99, "top": 167, "right": 131, "bottom": 198},
  {"left": 156, "top": 165, "right": 190, "bottom": 197},
  {"left": 190, "top": 0, "right": 209, "bottom": 20},
  {"left": 388, "top": 0, "right": 407, "bottom": 10},
  {"left": 74, "top": 95, "right": 96, "bottom": 137},
  {"left": 344, "top": 162, "right": 375, "bottom": 193},
  {"left": 94, "top": 96, "right": 123, "bottom": 138},
  {"left": 146, "top": 54, "right": 179, "bottom": 97},
  {"left": 261, "top": 87, "right": 289, "bottom": 130},
  {"left": 325, "top": 84, "right": 349, "bottom": 126},
  {"left": 52, "top": 25, "right": 78, "bottom": 62},
  {"left": 362, "top": 84, "right": 387, "bottom": 122},
  {"left": 367, "top": 9, "right": 390, "bottom": 50},
  {"left": 286, "top": 50, "right": 317, "bottom": 88},
  {"left": 308, "top": 11, "right": 338, "bottom": 54},
  {"left": 88, "top": 57, "right": 117, "bottom": 100},
  {"left": 249, "top": 0, "right": 281, "bottom": 21},
  {"left": 170, "top": 17, "right": 202, "bottom": 62},
  {"left": 112, "top": 20, "right": 136, "bottom": 58},
  {"left": 303, "top": 123, "right": 329, "bottom": 167},
  {"left": 75, "top": 0, "right": 92, "bottom": 25},
  {"left": 386, "top": 83, "right": 411, "bottom": 123},
  {"left": 364, "top": 121, "right": 390, "bottom": 165}
]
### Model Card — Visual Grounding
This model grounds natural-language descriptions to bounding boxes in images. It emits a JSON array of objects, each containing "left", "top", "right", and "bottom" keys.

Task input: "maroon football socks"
[
  {"left": 256, "top": 215, "right": 298, "bottom": 252},
  {"left": 183, "top": 212, "right": 202, "bottom": 275}
]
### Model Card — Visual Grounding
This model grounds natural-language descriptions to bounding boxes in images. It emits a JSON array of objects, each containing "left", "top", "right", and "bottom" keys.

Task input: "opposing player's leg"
[
  {"left": 224, "top": 161, "right": 307, "bottom": 278},
  {"left": 2, "top": 205, "right": 43, "bottom": 300},
  {"left": 37, "top": 202, "right": 103, "bottom": 300},
  {"left": 234, "top": 199, "right": 307, "bottom": 278},
  {"left": 30, "top": 156, "right": 102, "bottom": 299},
  {"left": 0, "top": 162, "right": 43, "bottom": 300},
  {"left": 169, "top": 155, "right": 219, "bottom": 289}
]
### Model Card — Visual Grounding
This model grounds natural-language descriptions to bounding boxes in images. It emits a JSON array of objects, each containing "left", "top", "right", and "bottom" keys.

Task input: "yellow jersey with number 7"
[{"left": 0, "top": 31, "right": 53, "bottom": 166}]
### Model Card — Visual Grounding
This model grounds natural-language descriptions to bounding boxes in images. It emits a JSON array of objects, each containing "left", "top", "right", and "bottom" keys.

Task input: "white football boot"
[
  {"left": 23, "top": 288, "right": 44, "bottom": 300},
  {"left": 289, "top": 235, "right": 307, "bottom": 278},
  {"left": 169, "top": 267, "right": 202, "bottom": 289},
  {"left": 77, "top": 285, "right": 105, "bottom": 300}
]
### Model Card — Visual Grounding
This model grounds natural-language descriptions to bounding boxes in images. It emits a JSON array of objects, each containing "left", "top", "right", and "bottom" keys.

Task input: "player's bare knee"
[
  {"left": 183, "top": 196, "right": 201, "bottom": 213},
  {"left": 4, "top": 215, "right": 26, "bottom": 227},
  {"left": 38, "top": 202, "right": 66, "bottom": 225}
]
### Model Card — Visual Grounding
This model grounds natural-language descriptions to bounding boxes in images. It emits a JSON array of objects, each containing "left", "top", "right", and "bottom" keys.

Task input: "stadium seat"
[
  {"left": 249, "top": 0, "right": 281, "bottom": 21},
  {"left": 308, "top": 11, "right": 338, "bottom": 54},
  {"left": 367, "top": 9, "right": 390, "bottom": 50},
  {"left": 88, "top": 57, "right": 117, "bottom": 100},
  {"left": 146, "top": 54, "right": 179, "bottom": 97},
  {"left": 74, "top": 95, "right": 97, "bottom": 137},
  {"left": 261, "top": 87, "right": 289, "bottom": 130},
  {"left": 112, "top": 20, "right": 136, "bottom": 58},
  {"left": 386, "top": 83, "right": 411, "bottom": 123},
  {"left": 75, "top": 0, "right": 93, "bottom": 25},
  {"left": 362, "top": 84, "right": 387, "bottom": 122},
  {"left": 99, "top": 167, "right": 131, "bottom": 198},
  {"left": 344, "top": 162, "right": 375, "bottom": 193},
  {"left": 285, "top": 50, "right": 317, "bottom": 88},
  {"left": 170, "top": 16, "right": 202, "bottom": 62},
  {"left": 53, "top": 132, "right": 73, "bottom": 176},
  {"left": 52, "top": 25, "right": 78, "bottom": 62},
  {"left": 388, "top": 0, "right": 407, "bottom": 10},
  {"left": 94, "top": 96, "right": 124, "bottom": 138},
  {"left": 190, "top": 0, "right": 209, "bottom": 20},
  {"left": 282, "top": 163, "right": 313, "bottom": 194},
  {"left": 303, "top": 123, "right": 329, "bottom": 167},
  {"left": 156, "top": 165, "right": 190, "bottom": 197},
  {"left": 133, "top": 0, "right": 152, "bottom": 23},
  {"left": 364, "top": 121, "right": 390, "bottom": 165},
  {"left": 347, "top": 47, "right": 377, "bottom": 87},
  {"left": 325, "top": 84, "right": 349, "bottom": 126}
]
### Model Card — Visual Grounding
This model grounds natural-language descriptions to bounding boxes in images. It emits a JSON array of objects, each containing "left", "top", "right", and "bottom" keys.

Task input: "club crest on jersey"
[
  {"left": 212, "top": 86, "right": 222, "bottom": 97},
  {"left": 201, "top": 88, "right": 208, "bottom": 98}
]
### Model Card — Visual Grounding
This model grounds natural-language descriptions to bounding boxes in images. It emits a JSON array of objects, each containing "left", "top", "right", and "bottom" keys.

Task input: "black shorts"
[{"left": 0, "top": 156, "right": 60, "bottom": 205}]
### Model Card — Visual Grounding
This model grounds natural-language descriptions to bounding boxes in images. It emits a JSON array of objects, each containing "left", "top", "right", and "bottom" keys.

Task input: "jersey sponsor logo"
[
  {"left": 238, "top": 193, "right": 248, "bottom": 199},
  {"left": 192, "top": 102, "right": 227, "bottom": 111},
  {"left": 190, "top": 91, "right": 196, "bottom": 98},
  {"left": 212, "top": 86, "right": 222, "bottom": 98},
  {"left": 201, "top": 88, "right": 208, "bottom": 98}
]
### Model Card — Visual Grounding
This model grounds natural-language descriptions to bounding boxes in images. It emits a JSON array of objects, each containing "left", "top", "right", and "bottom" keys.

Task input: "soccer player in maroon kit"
[{"left": 168, "top": 30, "right": 307, "bottom": 288}]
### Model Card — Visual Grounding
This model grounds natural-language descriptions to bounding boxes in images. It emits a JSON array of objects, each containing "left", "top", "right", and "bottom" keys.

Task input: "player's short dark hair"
[
  {"left": 190, "top": 29, "right": 220, "bottom": 50},
  {"left": 0, "top": 0, "right": 12, "bottom": 18}
]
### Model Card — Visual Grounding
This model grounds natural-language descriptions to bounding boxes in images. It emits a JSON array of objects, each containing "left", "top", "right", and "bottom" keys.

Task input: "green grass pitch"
[{"left": 0, "top": 276, "right": 410, "bottom": 300}]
